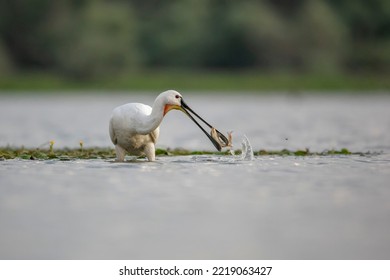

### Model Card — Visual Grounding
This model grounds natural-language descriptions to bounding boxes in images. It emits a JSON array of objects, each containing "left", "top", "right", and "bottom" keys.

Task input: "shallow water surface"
[
  {"left": 1, "top": 154, "right": 389, "bottom": 259},
  {"left": 1, "top": 93, "right": 390, "bottom": 259}
]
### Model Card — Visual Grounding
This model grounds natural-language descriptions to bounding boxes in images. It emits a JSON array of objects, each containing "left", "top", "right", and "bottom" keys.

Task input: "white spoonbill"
[{"left": 109, "top": 90, "right": 228, "bottom": 161}]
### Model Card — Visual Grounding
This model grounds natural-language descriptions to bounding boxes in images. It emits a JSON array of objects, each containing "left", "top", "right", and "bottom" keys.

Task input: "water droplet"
[{"left": 241, "top": 135, "right": 254, "bottom": 161}]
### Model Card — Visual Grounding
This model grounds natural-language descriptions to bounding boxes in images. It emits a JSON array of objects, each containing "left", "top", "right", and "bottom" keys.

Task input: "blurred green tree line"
[{"left": 0, "top": 0, "right": 389, "bottom": 79}]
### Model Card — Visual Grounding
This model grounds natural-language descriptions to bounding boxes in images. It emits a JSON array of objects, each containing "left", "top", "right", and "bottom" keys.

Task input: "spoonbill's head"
[
  {"left": 161, "top": 90, "right": 184, "bottom": 116},
  {"left": 160, "top": 90, "right": 229, "bottom": 151}
]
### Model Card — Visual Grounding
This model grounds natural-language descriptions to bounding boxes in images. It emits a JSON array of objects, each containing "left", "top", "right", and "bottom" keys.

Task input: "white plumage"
[
  {"left": 109, "top": 89, "right": 228, "bottom": 161},
  {"left": 109, "top": 90, "right": 182, "bottom": 161}
]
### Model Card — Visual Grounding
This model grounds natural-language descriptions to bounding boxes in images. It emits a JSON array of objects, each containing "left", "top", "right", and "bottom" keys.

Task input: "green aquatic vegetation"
[
  {"left": 0, "top": 147, "right": 116, "bottom": 161},
  {"left": 257, "top": 148, "right": 362, "bottom": 157},
  {"left": 156, "top": 148, "right": 219, "bottom": 156},
  {"left": 0, "top": 147, "right": 371, "bottom": 161},
  {"left": 79, "top": 141, "right": 84, "bottom": 152},
  {"left": 49, "top": 140, "right": 55, "bottom": 154}
]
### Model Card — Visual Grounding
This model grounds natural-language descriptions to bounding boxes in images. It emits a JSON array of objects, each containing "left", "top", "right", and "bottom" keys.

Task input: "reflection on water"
[{"left": 1, "top": 93, "right": 390, "bottom": 259}]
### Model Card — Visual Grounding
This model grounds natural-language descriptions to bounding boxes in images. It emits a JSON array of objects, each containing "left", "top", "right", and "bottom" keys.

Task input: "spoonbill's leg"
[
  {"left": 114, "top": 145, "right": 126, "bottom": 162},
  {"left": 144, "top": 143, "right": 156, "bottom": 162}
]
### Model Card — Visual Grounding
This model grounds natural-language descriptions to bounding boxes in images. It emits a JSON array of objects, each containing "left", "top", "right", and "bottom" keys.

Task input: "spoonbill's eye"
[{"left": 175, "top": 95, "right": 180, "bottom": 99}]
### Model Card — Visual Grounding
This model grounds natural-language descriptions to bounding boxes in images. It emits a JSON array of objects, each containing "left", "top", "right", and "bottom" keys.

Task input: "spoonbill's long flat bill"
[{"left": 109, "top": 90, "right": 228, "bottom": 161}]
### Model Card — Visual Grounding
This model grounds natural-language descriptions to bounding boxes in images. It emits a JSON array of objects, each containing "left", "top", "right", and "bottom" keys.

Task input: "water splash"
[{"left": 241, "top": 135, "right": 254, "bottom": 161}]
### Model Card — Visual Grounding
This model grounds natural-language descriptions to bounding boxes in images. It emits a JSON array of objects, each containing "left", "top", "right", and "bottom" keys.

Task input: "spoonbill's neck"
[{"left": 136, "top": 97, "right": 165, "bottom": 134}]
